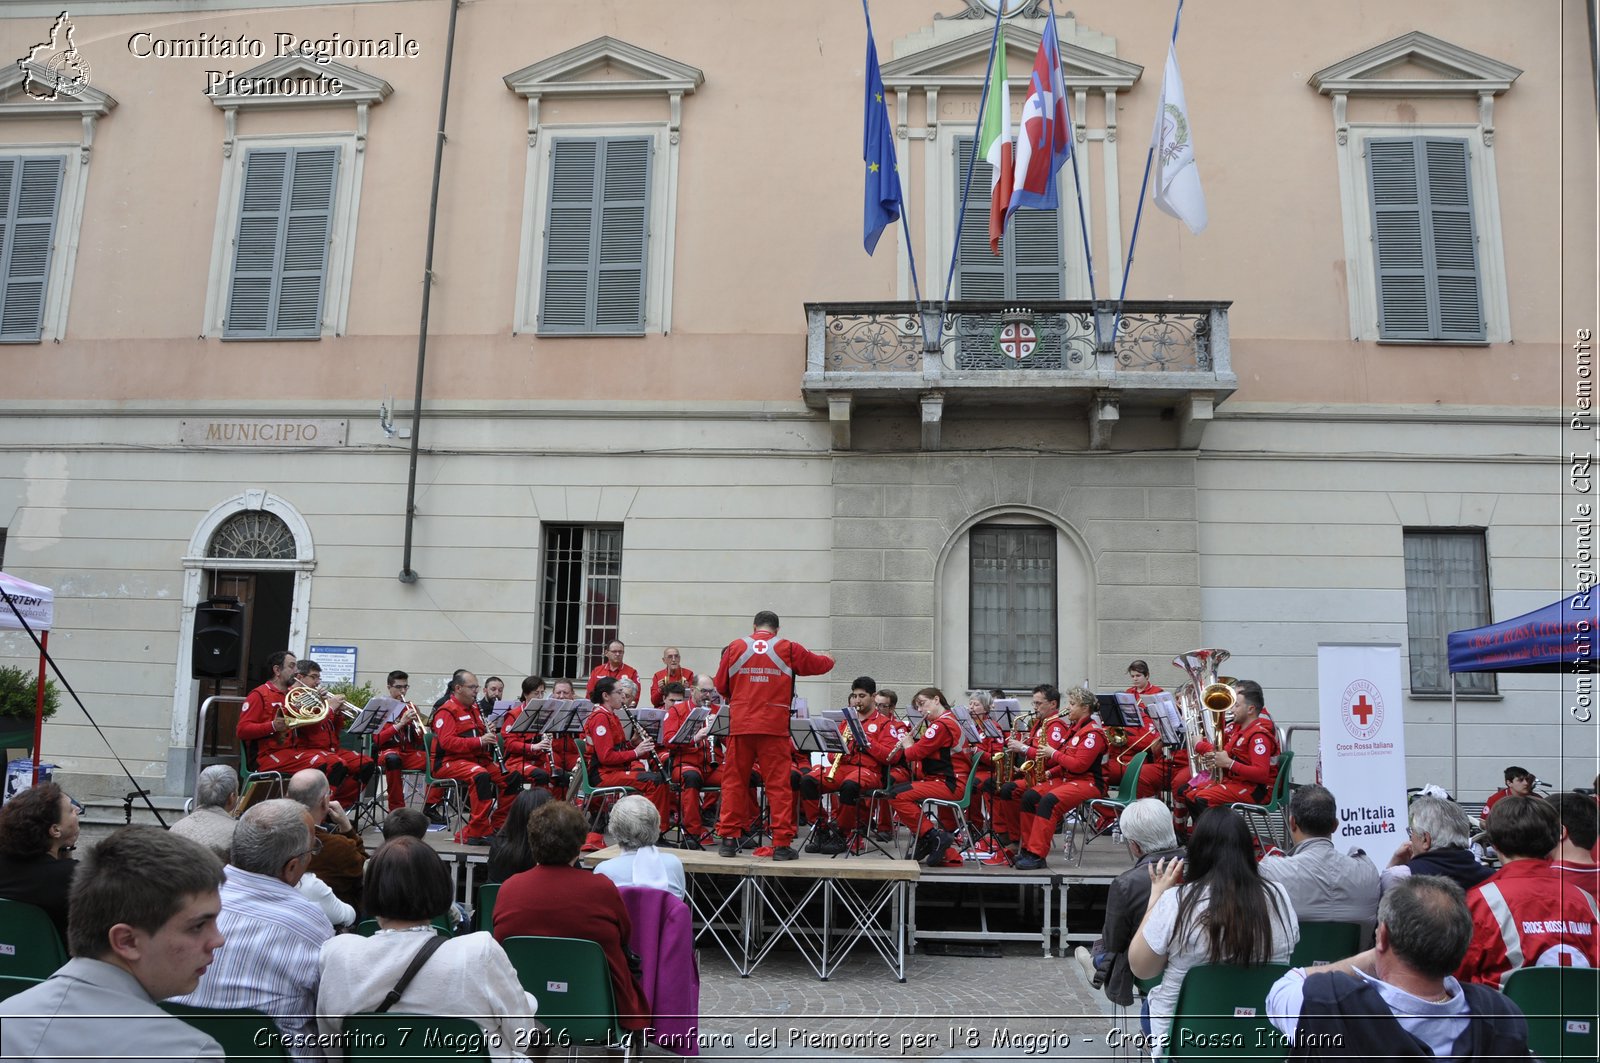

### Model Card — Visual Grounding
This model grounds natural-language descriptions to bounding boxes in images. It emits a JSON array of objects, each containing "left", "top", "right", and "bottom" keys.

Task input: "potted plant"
[{"left": 0, "top": 665, "right": 59, "bottom": 755}]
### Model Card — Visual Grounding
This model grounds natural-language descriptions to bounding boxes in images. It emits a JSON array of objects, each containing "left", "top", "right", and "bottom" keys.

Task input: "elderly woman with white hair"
[
  {"left": 594, "top": 794, "right": 686, "bottom": 900},
  {"left": 1076, "top": 798, "right": 1186, "bottom": 1015}
]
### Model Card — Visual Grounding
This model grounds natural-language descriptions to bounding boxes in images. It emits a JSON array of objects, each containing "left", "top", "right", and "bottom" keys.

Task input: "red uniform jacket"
[
  {"left": 649, "top": 667, "right": 695, "bottom": 708},
  {"left": 896, "top": 712, "right": 965, "bottom": 787},
  {"left": 584, "top": 704, "right": 640, "bottom": 772},
  {"left": 1219, "top": 716, "right": 1278, "bottom": 789},
  {"left": 586, "top": 663, "right": 640, "bottom": 700},
  {"left": 236, "top": 681, "right": 322, "bottom": 762},
  {"left": 1458, "top": 859, "right": 1600, "bottom": 987},
  {"left": 1045, "top": 715, "right": 1107, "bottom": 789},
  {"left": 375, "top": 708, "right": 425, "bottom": 753},
  {"left": 713, "top": 628, "right": 834, "bottom": 736},
  {"left": 499, "top": 701, "right": 542, "bottom": 763},
  {"left": 660, "top": 700, "right": 708, "bottom": 770},
  {"left": 430, "top": 695, "right": 494, "bottom": 771}
]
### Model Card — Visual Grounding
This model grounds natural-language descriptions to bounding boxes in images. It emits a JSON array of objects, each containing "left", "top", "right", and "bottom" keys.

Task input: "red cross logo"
[
  {"left": 752, "top": 639, "right": 769, "bottom": 654},
  {"left": 996, "top": 321, "right": 1037, "bottom": 360},
  {"left": 1351, "top": 695, "right": 1374, "bottom": 726}
]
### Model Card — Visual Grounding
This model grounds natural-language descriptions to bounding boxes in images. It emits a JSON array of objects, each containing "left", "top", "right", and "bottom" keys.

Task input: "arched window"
[{"left": 206, "top": 511, "right": 297, "bottom": 560}]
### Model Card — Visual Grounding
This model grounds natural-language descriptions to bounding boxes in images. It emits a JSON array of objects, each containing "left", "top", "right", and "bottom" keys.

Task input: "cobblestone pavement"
[{"left": 660, "top": 944, "right": 1126, "bottom": 1063}]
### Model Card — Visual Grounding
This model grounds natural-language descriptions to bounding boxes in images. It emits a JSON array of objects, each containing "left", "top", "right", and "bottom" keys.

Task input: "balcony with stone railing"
[{"left": 803, "top": 300, "right": 1235, "bottom": 449}]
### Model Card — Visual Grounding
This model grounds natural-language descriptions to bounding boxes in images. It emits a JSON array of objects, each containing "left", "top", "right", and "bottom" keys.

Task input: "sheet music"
[
  {"left": 490, "top": 699, "right": 517, "bottom": 724},
  {"left": 790, "top": 696, "right": 810, "bottom": 718},
  {"left": 632, "top": 707, "right": 668, "bottom": 742},
  {"left": 811, "top": 718, "right": 846, "bottom": 754},
  {"left": 365, "top": 696, "right": 406, "bottom": 724},
  {"left": 667, "top": 707, "right": 709, "bottom": 744},
  {"left": 949, "top": 703, "right": 982, "bottom": 743},
  {"left": 1143, "top": 691, "right": 1184, "bottom": 745}
]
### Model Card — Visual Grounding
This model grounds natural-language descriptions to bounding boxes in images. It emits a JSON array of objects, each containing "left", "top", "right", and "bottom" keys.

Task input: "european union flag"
[{"left": 863, "top": 31, "right": 902, "bottom": 255}]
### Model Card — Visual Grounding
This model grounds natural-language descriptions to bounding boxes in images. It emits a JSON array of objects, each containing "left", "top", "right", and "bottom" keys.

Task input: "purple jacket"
[{"left": 618, "top": 886, "right": 699, "bottom": 1056}]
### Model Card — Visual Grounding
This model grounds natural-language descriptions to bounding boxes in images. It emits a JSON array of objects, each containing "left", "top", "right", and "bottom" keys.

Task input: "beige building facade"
[{"left": 0, "top": 0, "right": 1592, "bottom": 799}]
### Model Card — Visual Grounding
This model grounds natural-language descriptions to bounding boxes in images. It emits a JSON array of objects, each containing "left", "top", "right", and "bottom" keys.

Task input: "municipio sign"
[{"left": 180, "top": 419, "right": 347, "bottom": 447}]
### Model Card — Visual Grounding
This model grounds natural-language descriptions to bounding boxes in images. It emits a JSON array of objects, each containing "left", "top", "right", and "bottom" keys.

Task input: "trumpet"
[{"left": 399, "top": 701, "right": 426, "bottom": 736}]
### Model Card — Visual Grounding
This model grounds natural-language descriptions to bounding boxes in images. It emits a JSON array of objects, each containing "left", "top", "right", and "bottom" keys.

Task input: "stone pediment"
[
  {"left": 504, "top": 37, "right": 704, "bottom": 99},
  {"left": 0, "top": 62, "right": 116, "bottom": 118},
  {"left": 880, "top": 25, "right": 1142, "bottom": 91},
  {"left": 1309, "top": 31, "right": 1521, "bottom": 96},
  {"left": 206, "top": 56, "right": 393, "bottom": 109}
]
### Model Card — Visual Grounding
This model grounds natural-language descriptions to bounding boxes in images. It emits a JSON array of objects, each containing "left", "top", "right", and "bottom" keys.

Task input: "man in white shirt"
[
  {"left": 1259, "top": 784, "right": 1381, "bottom": 936},
  {"left": 1267, "top": 875, "right": 1529, "bottom": 1058},
  {"left": 172, "top": 798, "right": 335, "bottom": 1061},
  {"left": 0, "top": 827, "right": 228, "bottom": 1063},
  {"left": 286, "top": 769, "right": 362, "bottom": 926}
]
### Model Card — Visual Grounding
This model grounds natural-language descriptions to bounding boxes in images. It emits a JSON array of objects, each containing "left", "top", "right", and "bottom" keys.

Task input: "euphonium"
[{"left": 1172, "top": 648, "right": 1235, "bottom": 780}]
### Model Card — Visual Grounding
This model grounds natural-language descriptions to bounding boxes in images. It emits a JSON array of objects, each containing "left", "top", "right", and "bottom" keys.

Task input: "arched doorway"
[{"left": 166, "top": 491, "right": 314, "bottom": 794}]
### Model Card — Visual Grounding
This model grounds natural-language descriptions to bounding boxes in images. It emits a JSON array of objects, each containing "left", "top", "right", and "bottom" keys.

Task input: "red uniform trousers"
[
  {"left": 596, "top": 765, "right": 673, "bottom": 829},
  {"left": 889, "top": 777, "right": 963, "bottom": 832},
  {"left": 991, "top": 778, "right": 1039, "bottom": 842},
  {"left": 376, "top": 747, "right": 430, "bottom": 811},
  {"left": 434, "top": 758, "right": 513, "bottom": 838},
  {"left": 717, "top": 733, "right": 797, "bottom": 848},
  {"left": 256, "top": 745, "right": 369, "bottom": 807},
  {"left": 668, "top": 759, "right": 723, "bottom": 835},
  {"left": 1022, "top": 779, "right": 1103, "bottom": 858},
  {"left": 1138, "top": 749, "right": 1191, "bottom": 800}
]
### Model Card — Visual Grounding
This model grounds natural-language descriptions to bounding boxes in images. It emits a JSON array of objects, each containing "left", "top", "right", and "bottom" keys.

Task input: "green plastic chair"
[
  {"left": 1288, "top": 921, "right": 1362, "bottom": 969},
  {"left": 1230, "top": 750, "right": 1295, "bottom": 852},
  {"left": 476, "top": 882, "right": 500, "bottom": 933},
  {"left": 907, "top": 764, "right": 983, "bottom": 859},
  {"left": 162, "top": 1003, "right": 289, "bottom": 1061},
  {"left": 1076, "top": 748, "right": 1152, "bottom": 865},
  {"left": 341, "top": 1013, "right": 492, "bottom": 1061},
  {"left": 1504, "top": 965, "right": 1599, "bottom": 1063},
  {"left": 499, "top": 935, "right": 637, "bottom": 1059},
  {"left": 420, "top": 731, "right": 469, "bottom": 831},
  {"left": 0, "top": 974, "right": 43, "bottom": 1001},
  {"left": 353, "top": 918, "right": 452, "bottom": 938},
  {"left": 0, "top": 898, "right": 67, "bottom": 979},
  {"left": 1167, "top": 962, "right": 1291, "bottom": 1060}
]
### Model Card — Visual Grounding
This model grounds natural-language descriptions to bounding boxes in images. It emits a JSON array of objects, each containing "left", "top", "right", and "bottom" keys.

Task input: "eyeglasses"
[{"left": 297, "top": 838, "right": 324, "bottom": 860}]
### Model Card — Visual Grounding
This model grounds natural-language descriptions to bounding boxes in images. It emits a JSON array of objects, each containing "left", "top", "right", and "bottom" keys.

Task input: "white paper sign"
[
  {"left": 307, "top": 644, "right": 357, "bottom": 686},
  {"left": 1317, "top": 643, "right": 1408, "bottom": 868}
]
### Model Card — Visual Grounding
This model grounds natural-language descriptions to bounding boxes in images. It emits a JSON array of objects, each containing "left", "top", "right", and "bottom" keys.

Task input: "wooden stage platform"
[{"left": 397, "top": 827, "right": 1132, "bottom": 982}]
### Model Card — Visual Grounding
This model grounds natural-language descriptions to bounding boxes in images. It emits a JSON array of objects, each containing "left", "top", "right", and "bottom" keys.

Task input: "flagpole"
[
  {"left": 1051, "top": 2, "right": 1102, "bottom": 349},
  {"left": 1113, "top": 0, "right": 1186, "bottom": 340},
  {"left": 863, "top": 0, "right": 925, "bottom": 320},
  {"left": 941, "top": 4, "right": 1005, "bottom": 312}
]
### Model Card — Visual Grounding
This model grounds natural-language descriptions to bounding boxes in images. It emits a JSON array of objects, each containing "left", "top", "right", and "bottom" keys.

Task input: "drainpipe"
[{"left": 399, "top": 0, "right": 461, "bottom": 583}]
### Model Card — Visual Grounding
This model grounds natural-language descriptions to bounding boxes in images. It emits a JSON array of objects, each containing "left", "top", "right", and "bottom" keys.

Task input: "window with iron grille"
[
  {"left": 539, "top": 524, "right": 623, "bottom": 682},
  {"left": 970, "top": 524, "right": 1058, "bottom": 690},
  {"left": 1403, "top": 529, "right": 1495, "bottom": 694}
]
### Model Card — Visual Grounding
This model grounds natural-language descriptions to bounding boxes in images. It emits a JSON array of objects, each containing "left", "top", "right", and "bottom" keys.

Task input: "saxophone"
[
  {"left": 992, "top": 750, "right": 1013, "bottom": 786},
  {"left": 826, "top": 725, "right": 853, "bottom": 780}
]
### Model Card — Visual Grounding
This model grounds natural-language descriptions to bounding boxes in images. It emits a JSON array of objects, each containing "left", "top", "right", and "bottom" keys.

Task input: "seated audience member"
[
  {"left": 172, "top": 798, "right": 334, "bottom": 1057},
  {"left": 1259, "top": 784, "right": 1381, "bottom": 936},
  {"left": 1129, "top": 807, "right": 1298, "bottom": 1057},
  {"left": 493, "top": 801, "right": 650, "bottom": 1031},
  {"left": 1482, "top": 765, "right": 1540, "bottom": 825},
  {"left": 169, "top": 764, "right": 239, "bottom": 862},
  {"left": 487, "top": 788, "right": 553, "bottom": 884},
  {"left": 0, "top": 781, "right": 79, "bottom": 939},
  {"left": 1076, "top": 798, "right": 1185, "bottom": 1018},
  {"left": 288, "top": 768, "right": 367, "bottom": 913},
  {"left": 1457, "top": 796, "right": 1600, "bottom": 987},
  {"left": 1382, "top": 795, "right": 1492, "bottom": 895},
  {"left": 595, "top": 794, "right": 687, "bottom": 901},
  {"left": 1549, "top": 791, "right": 1600, "bottom": 900},
  {"left": 0, "top": 827, "right": 227, "bottom": 1061},
  {"left": 1268, "top": 874, "right": 1529, "bottom": 1059},
  {"left": 318, "top": 837, "right": 538, "bottom": 1060},
  {"left": 381, "top": 807, "right": 430, "bottom": 842}
]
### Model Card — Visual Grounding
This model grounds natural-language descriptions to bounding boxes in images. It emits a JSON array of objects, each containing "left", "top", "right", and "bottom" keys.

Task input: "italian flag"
[{"left": 980, "top": 25, "right": 1013, "bottom": 256}]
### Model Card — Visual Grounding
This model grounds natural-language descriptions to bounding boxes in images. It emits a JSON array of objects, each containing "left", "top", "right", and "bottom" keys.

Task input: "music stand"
[
  {"left": 505, "top": 699, "right": 557, "bottom": 735},
  {"left": 950, "top": 703, "right": 983, "bottom": 744},
  {"left": 667, "top": 707, "right": 709, "bottom": 745},
  {"left": 1143, "top": 691, "right": 1183, "bottom": 747},
  {"left": 632, "top": 707, "right": 668, "bottom": 744},
  {"left": 993, "top": 697, "right": 1025, "bottom": 731},
  {"left": 341, "top": 699, "right": 390, "bottom": 832},
  {"left": 1095, "top": 693, "right": 1144, "bottom": 731}
]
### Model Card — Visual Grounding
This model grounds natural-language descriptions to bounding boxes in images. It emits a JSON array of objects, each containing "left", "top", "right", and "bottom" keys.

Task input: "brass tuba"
[{"left": 1172, "top": 649, "right": 1236, "bottom": 778}]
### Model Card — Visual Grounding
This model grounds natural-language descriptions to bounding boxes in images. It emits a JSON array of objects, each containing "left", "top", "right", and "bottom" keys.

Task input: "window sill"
[
  {"left": 1408, "top": 691, "right": 1502, "bottom": 701},
  {"left": 219, "top": 334, "right": 326, "bottom": 342},
  {"left": 533, "top": 330, "right": 648, "bottom": 339},
  {"left": 1374, "top": 338, "right": 1492, "bottom": 348}
]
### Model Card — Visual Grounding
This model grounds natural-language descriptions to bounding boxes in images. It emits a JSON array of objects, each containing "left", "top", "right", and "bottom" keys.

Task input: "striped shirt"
[{"left": 172, "top": 865, "right": 334, "bottom": 1061}]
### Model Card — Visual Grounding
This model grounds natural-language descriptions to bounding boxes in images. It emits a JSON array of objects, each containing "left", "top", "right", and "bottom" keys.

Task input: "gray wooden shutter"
[
  {"left": 540, "top": 136, "right": 652, "bottom": 335},
  {"left": 954, "top": 135, "right": 1063, "bottom": 300},
  {"left": 225, "top": 146, "right": 339, "bottom": 339},
  {"left": 0, "top": 155, "right": 65, "bottom": 343},
  {"left": 1367, "top": 136, "right": 1483, "bottom": 342}
]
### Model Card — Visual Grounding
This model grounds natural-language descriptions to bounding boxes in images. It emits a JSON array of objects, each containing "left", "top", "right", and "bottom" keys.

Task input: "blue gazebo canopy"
[{"left": 1448, "top": 592, "right": 1600, "bottom": 674}]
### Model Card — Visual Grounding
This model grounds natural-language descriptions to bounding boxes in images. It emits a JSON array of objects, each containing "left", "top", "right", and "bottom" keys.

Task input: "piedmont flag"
[
  {"left": 978, "top": 24, "right": 1013, "bottom": 255},
  {"left": 862, "top": 30, "right": 903, "bottom": 255},
  {"left": 1007, "top": 16, "right": 1071, "bottom": 219},
  {"left": 1150, "top": 41, "right": 1207, "bottom": 234}
]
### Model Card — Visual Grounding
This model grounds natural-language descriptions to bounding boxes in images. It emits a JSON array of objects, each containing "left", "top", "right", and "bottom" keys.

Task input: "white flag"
[{"left": 1150, "top": 42, "right": 1207, "bottom": 235}]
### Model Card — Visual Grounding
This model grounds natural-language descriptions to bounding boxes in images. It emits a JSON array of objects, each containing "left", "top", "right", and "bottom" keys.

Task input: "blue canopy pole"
[{"left": 1112, "top": 0, "right": 1185, "bottom": 342}]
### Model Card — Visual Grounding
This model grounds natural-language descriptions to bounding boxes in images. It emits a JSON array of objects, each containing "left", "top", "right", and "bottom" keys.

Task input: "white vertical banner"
[{"left": 1317, "top": 643, "right": 1409, "bottom": 868}]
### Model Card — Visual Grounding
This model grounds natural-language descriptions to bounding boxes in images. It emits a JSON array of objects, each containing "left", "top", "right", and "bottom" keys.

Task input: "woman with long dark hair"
[
  {"left": 1128, "top": 807, "right": 1298, "bottom": 1057},
  {"left": 486, "top": 787, "right": 552, "bottom": 884}
]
